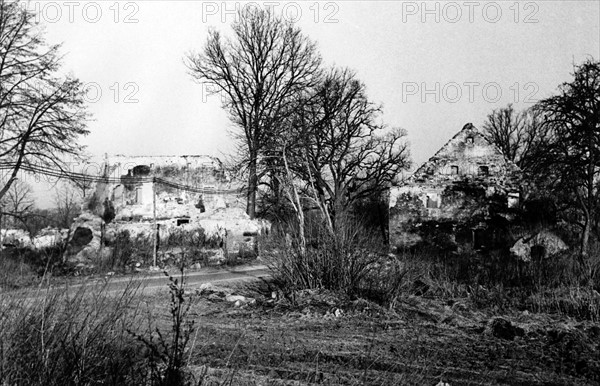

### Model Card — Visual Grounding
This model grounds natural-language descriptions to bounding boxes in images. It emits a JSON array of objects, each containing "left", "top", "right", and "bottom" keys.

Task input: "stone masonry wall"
[{"left": 389, "top": 123, "right": 522, "bottom": 250}]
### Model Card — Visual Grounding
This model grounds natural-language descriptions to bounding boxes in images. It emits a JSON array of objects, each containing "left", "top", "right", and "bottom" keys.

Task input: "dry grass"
[
  {"left": 2, "top": 219, "right": 599, "bottom": 385},
  {"left": 153, "top": 280, "right": 600, "bottom": 385},
  {"left": 0, "top": 280, "right": 147, "bottom": 385},
  {"left": 1, "top": 265, "right": 599, "bottom": 385}
]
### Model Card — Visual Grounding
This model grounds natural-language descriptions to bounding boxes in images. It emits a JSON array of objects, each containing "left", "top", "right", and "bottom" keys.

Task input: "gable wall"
[{"left": 389, "top": 124, "right": 522, "bottom": 250}]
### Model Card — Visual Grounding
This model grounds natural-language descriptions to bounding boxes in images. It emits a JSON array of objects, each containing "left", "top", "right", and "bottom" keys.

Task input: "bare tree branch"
[
  {"left": 535, "top": 58, "right": 600, "bottom": 257},
  {"left": 0, "top": 0, "right": 89, "bottom": 202},
  {"left": 186, "top": 7, "right": 321, "bottom": 218}
]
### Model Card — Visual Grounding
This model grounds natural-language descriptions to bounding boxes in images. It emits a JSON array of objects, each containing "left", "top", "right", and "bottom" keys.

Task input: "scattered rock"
[
  {"left": 225, "top": 294, "right": 255, "bottom": 306},
  {"left": 225, "top": 294, "right": 246, "bottom": 303},
  {"left": 199, "top": 283, "right": 214, "bottom": 291},
  {"left": 190, "top": 262, "right": 202, "bottom": 270},
  {"left": 196, "top": 283, "right": 230, "bottom": 302}
]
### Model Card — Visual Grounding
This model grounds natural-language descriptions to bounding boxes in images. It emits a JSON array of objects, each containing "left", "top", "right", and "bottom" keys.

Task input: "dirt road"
[
  {"left": 12, "top": 264, "right": 270, "bottom": 298},
  {"left": 106, "top": 264, "right": 271, "bottom": 294}
]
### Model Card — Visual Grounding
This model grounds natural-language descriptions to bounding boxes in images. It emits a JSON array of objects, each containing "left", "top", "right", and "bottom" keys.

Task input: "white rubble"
[
  {"left": 1, "top": 229, "right": 32, "bottom": 248},
  {"left": 1, "top": 227, "right": 68, "bottom": 250},
  {"left": 225, "top": 294, "right": 256, "bottom": 306}
]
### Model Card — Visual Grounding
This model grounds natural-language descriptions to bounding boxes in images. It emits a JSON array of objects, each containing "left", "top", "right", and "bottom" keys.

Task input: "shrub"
[
  {"left": 264, "top": 217, "right": 385, "bottom": 296},
  {"left": 0, "top": 246, "right": 69, "bottom": 288},
  {"left": 0, "top": 252, "right": 39, "bottom": 289},
  {"left": 161, "top": 226, "right": 223, "bottom": 267},
  {"left": 106, "top": 229, "right": 136, "bottom": 270},
  {"left": 102, "top": 199, "right": 116, "bottom": 224},
  {"left": 377, "top": 246, "right": 600, "bottom": 320},
  {"left": 86, "top": 191, "right": 102, "bottom": 214},
  {"left": 129, "top": 267, "right": 197, "bottom": 385}
]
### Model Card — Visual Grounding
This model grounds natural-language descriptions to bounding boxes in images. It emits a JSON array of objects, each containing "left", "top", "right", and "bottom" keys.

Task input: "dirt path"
[
  {"left": 102, "top": 264, "right": 270, "bottom": 294},
  {"left": 9, "top": 264, "right": 270, "bottom": 299}
]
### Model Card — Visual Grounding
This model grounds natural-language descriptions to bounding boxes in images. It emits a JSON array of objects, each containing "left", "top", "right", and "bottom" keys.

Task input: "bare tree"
[
  {"left": 483, "top": 104, "right": 555, "bottom": 180},
  {"left": 279, "top": 144, "right": 306, "bottom": 253},
  {"left": 285, "top": 68, "right": 411, "bottom": 235},
  {"left": 536, "top": 58, "right": 600, "bottom": 257},
  {"left": 53, "top": 183, "right": 81, "bottom": 229},
  {"left": 186, "top": 7, "right": 321, "bottom": 218},
  {"left": 0, "top": 178, "right": 34, "bottom": 228},
  {"left": 69, "top": 174, "right": 94, "bottom": 199},
  {"left": 0, "top": 0, "right": 89, "bottom": 202}
]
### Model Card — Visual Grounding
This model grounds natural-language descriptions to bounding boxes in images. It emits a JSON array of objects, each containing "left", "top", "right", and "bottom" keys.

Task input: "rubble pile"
[{"left": 1, "top": 228, "right": 68, "bottom": 250}]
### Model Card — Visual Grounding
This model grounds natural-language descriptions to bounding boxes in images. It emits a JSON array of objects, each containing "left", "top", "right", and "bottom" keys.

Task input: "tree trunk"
[
  {"left": 282, "top": 151, "right": 306, "bottom": 255},
  {"left": 377, "top": 199, "right": 389, "bottom": 244},
  {"left": 581, "top": 217, "right": 591, "bottom": 258},
  {"left": 0, "top": 208, "right": 3, "bottom": 260},
  {"left": 246, "top": 154, "right": 257, "bottom": 219},
  {"left": 580, "top": 215, "right": 592, "bottom": 283},
  {"left": 271, "top": 169, "right": 281, "bottom": 208}
]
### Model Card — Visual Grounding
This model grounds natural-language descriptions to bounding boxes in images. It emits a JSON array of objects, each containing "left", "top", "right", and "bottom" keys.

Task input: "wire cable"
[{"left": 0, "top": 162, "right": 244, "bottom": 195}]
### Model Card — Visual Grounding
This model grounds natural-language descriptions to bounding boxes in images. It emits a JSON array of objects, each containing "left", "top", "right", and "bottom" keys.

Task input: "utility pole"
[
  {"left": 152, "top": 177, "right": 158, "bottom": 268},
  {"left": 0, "top": 204, "right": 3, "bottom": 260}
]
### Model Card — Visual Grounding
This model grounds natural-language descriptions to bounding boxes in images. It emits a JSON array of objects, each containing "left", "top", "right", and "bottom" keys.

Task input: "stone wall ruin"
[
  {"left": 389, "top": 123, "right": 522, "bottom": 252},
  {"left": 64, "top": 154, "right": 268, "bottom": 266}
]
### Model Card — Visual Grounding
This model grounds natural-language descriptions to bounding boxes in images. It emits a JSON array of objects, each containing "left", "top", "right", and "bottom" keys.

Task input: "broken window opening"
[
  {"left": 531, "top": 245, "right": 545, "bottom": 261},
  {"left": 132, "top": 165, "right": 151, "bottom": 176},
  {"left": 472, "top": 228, "right": 486, "bottom": 249},
  {"left": 426, "top": 196, "right": 439, "bottom": 209},
  {"left": 466, "top": 136, "right": 474, "bottom": 144},
  {"left": 450, "top": 165, "right": 459, "bottom": 175},
  {"left": 478, "top": 165, "right": 490, "bottom": 176}
]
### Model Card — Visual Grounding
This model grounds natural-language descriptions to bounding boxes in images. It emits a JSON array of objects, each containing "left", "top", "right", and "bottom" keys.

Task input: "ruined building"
[
  {"left": 93, "top": 154, "right": 240, "bottom": 222},
  {"left": 65, "top": 155, "right": 268, "bottom": 264},
  {"left": 389, "top": 123, "right": 522, "bottom": 251}
]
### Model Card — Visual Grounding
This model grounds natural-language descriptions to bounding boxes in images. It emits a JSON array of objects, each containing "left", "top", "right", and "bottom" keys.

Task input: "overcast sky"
[{"left": 18, "top": 0, "right": 600, "bottom": 205}]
